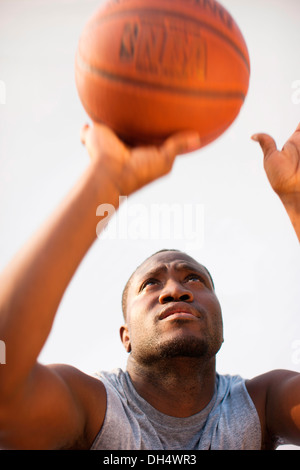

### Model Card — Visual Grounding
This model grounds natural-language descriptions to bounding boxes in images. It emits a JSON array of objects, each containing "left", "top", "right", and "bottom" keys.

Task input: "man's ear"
[{"left": 120, "top": 324, "right": 131, "bottom": 353}]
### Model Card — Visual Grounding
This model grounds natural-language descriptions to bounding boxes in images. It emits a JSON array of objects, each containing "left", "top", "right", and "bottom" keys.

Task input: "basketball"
[{"left": 75, "top": 0, "right": 250, "bottom": 147}]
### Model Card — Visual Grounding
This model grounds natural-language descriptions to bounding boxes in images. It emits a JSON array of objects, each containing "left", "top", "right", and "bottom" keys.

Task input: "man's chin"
[
  {"left": 157, "top": 336, "right": 209, "bottom": 360},
  {"left": 133, "top": 336, "right": 210, "bottom": 365}
]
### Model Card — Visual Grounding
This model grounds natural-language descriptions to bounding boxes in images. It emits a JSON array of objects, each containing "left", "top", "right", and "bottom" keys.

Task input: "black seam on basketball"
[
  {"left": 78, "top": 91, "right": 235, "bottom": 146},
  {"left": 87, "top": 8, "right": 250, "bottom": 72},
  {"left": 76, "top": 54, "right": 246, "bottom": 101}
]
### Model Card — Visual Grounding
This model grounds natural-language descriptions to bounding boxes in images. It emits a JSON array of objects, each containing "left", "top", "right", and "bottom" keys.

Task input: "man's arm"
[
  {"left": 246, "top": 370, "right": 300, "bottom": 448},
  {"left": 249, "top": 123, "right": 300, "bottom": 448},
  {"left": 0, "top": 123, "right": 201, "bottom": 449},
  {"left": 252, "top": 123, "right": 300, "bottom": 242}
]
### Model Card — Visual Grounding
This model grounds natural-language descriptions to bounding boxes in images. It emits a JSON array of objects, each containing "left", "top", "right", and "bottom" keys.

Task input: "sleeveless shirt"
[{"left": 90, "top": 368, "right": 261, "bottom": 450}]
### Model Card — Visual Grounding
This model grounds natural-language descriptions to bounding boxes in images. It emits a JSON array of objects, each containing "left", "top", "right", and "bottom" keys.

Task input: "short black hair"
[{"left": 121, "top": 249, "right": 214, "bottom": 321}]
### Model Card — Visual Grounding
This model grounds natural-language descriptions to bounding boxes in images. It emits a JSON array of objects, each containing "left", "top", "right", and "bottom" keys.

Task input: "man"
[{"left": 0, "top": 123, "right": 299, "bottom": 450}]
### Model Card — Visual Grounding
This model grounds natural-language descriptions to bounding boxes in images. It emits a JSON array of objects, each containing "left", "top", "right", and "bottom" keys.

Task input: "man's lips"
[{"left": 158, "top": 303, "right": 201, "bottom": 320}]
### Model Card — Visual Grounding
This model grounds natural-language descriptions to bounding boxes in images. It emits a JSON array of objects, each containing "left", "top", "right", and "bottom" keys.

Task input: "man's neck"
[{"left": 126, "top": 355, "right": 217, "bottom": 418}]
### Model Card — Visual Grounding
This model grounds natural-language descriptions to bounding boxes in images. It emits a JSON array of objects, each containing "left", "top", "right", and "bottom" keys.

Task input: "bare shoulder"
[
  {"left": 246, "top": 369, "right": 300, "bottom": 449},
  {"left": 0, "top": 362, "right": 106, "bottom": 450},
  {"left": 50, "top": 362, "right": 106, "bottom": 397},
  {"left": 47, "top": 363, "right": 107, "bottom": 448}
]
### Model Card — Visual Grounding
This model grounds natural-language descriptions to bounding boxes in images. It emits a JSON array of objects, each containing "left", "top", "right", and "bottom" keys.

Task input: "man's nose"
[{"left": 158, "top": 280, "right": 194, "bottom": 304}]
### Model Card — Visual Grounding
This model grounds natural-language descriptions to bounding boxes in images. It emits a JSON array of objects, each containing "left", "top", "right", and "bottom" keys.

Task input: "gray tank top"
[{"left": 90, "top": 368, "right": 261, "bottom": 450}]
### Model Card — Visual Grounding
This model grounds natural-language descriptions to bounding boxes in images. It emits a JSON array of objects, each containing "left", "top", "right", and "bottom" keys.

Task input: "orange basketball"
[{"left": 75, "top": 0, "right": 250, "bottom": 147}]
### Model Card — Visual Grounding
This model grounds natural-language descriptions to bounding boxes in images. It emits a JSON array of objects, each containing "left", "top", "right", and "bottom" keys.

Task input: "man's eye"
[
  {"left": 185, "top": 274, "right": 204, "bottom": 283},
  {"left": 141, "top": 279, "right": 159, "bottom": 290}
]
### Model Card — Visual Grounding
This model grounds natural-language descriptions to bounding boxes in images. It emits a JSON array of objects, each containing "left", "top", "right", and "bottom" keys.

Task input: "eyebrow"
[
  {"left": 137, "top": 262, "right": 213, "bottom": 288},
  {"left": 173, "top": 262, "right": 208, "bottom": 275},
  {"left": 138, "top": 265, "right": 168, "bottom": 282},
  {"left": 174, "top": 263, "right": 213, "bottom": 286}
]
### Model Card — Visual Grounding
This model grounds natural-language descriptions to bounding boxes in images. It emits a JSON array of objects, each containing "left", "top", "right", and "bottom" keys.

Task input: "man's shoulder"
[
  {"left": 245, "top": 369, "right": 300, "bottom": 449},
  {"left": 49, "top": 363, "right": 105, "bottom": 388},
  {"left": 246, "top": 369, "right": 300, "bottom": 393},
  {"left": 48, "top": 363, "right": 107, "bottom": 448},
  {"left": 245, "top": 369, "right": 298, "bottom": 412}
]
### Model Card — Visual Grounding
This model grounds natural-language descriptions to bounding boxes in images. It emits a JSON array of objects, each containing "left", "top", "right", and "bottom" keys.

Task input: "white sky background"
[{"left": 0, "top": 0, "right": 300, "bottom": 449}]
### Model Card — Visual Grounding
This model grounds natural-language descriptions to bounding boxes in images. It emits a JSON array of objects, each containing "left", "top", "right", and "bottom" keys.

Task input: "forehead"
[{"left": 132, "top": 251, "right": 209, "bottom": 284}]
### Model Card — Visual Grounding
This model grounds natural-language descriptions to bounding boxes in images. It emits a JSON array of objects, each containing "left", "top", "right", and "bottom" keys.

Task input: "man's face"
[{"left": 120, "top": 251, "right": 224, "bottom": 365}]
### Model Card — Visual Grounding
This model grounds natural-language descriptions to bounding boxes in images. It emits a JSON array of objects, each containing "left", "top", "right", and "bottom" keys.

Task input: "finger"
[
  {"left": 162, "top": 131, "right": 201, "bottom": 158},
  {"left": 80, "top": 123, "right": 90, "bottom": 144},
  {"left": 251, "top": 133, "right": 277, "bottom": 160}
]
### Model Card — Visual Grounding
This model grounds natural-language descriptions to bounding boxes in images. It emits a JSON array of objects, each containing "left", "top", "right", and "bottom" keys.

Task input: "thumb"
[
  {"left": 251, "top": 133, "right": 277, "bottom": 160},
  {"left": 162, "top": 131, "right": 201, "bottom": 158}
]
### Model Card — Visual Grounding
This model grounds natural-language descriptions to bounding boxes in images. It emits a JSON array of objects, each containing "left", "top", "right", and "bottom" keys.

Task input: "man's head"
[
  {"left": 120, "top": 249, "right": 224, "bottom": 366},
  {"left": 121, "top": 249, "right": 215, "bottom": 321}
]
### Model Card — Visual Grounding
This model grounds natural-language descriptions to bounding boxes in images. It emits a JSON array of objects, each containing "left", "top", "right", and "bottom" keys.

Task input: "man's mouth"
[{"left": 159, "top": 303, "right": 200, "bottom": 321}]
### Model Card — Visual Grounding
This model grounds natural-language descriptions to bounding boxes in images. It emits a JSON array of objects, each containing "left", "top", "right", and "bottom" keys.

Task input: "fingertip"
[
  {"left": 186, "top": 133, "right": 202, "bottom": 151},
  {"left": 168, "top": 131, "right": 201, "bottom": 155},
  {"left": 251, "top": 133, "right": 278, "bottom": 158}
]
